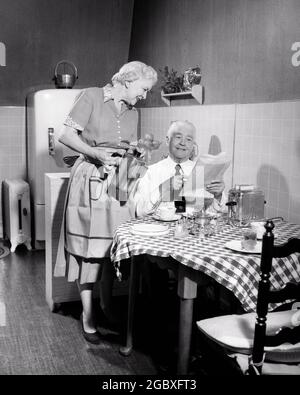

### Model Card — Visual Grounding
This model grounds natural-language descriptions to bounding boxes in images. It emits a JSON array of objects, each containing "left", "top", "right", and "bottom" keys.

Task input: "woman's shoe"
[{"left": 80, "top": 314, "right": 102, "bottom": 344}]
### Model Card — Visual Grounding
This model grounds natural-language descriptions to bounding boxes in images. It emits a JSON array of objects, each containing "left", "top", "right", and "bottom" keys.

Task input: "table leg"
[
  {"left": 119, "top": 256, "right": 139, "bottom": 356},
  {"left": 177, "top": 297, "right": 194, "bottom": 375},
  {"left": 176, "top": 264, "right": 199, "bottom": 374}
]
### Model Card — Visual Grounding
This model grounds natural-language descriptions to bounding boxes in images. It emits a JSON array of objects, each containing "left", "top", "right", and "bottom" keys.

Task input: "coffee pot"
[{"left": 53, "top": 60, "right": 78, "bottom": 89}]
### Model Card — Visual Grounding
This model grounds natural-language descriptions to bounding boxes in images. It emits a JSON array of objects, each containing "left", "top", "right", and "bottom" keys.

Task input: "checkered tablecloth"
[{"left": 110, "top": 218, "right": 300, "bottom": 312}]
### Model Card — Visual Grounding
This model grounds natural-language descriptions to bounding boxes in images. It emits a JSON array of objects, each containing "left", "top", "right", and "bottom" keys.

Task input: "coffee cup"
[
  {"left": 251, "top": 222, "right": 265, "bottom": 239},
  {"left": 241, "top": 229, "right": 257, "bottom": 250},
  {"left": 156, "top": 206, "right": 176, "bottom": 220}
]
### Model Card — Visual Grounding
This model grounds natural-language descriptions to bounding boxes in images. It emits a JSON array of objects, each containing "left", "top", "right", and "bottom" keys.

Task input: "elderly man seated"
[
  {"left": 133, "top": 120, "right": 227, "bottom": 371},
  {"left": 134, "top": 120, "right": 226, "bottom": 217}
]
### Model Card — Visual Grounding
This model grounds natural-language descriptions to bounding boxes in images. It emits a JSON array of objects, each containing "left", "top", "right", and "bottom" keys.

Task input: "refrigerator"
[{"left": 27, "top": 89, "right": 81, "bottom": 248}]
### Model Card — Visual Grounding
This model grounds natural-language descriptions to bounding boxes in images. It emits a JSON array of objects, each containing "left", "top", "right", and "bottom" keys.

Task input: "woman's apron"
[{"left": 54, "top": 154, "right": 136, "bottom": 283}]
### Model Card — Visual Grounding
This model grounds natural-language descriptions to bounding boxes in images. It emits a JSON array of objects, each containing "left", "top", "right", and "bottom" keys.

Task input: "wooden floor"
[
  {"left": 0, "top": 242, "right": 244, "bottom": 376},
  {"left": 0, "top": 245, "right": 158, "bottom": 375}
]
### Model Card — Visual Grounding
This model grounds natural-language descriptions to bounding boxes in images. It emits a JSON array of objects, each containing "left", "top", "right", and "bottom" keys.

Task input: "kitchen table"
[{"left": 110, "top": 217, "right": 300, "bottom": 374}]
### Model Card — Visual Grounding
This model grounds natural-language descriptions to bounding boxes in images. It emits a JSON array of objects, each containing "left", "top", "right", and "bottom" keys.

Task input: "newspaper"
[
  {"left": 182, "top": 152, "right": 231, "bottom": 198},
  {"left": 197, "top": 152, "right": 231, "bottom": 184}
]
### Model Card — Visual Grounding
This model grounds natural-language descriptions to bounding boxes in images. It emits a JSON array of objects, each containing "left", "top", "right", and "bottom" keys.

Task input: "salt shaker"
[
  {"left": 174, "top": 218, "right": 188, "bottom": 238},
  {"left": 198, "top": 225, "right": 205, "bottom": 242}
]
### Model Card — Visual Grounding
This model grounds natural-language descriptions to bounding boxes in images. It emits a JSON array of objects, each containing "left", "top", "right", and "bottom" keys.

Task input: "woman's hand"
[
  {"left": 93, "top": 149, "right": 121, "bottom": 166},
  {"left": 58, "top": 126, "right": 121, "bottom": 167}
]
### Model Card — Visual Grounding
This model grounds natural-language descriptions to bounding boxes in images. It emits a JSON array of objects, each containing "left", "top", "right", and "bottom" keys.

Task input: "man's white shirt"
[{"left": 134, "top": 156, "right": 226, "bottom": 217}]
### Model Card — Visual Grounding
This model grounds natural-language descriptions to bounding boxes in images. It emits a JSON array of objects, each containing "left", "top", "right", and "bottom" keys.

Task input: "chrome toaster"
[{"left": 226, "top": 185, "right": 266, "bottom": 227}]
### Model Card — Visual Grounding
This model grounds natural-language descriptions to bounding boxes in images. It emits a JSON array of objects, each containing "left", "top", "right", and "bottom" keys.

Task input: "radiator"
[{"left": 3, "top": 179, "right": 32, "bottom": 252}]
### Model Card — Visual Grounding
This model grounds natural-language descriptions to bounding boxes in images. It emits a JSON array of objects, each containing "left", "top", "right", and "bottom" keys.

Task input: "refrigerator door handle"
[{"left": 48, "top": 127, "right": 55, "bottom": 156}]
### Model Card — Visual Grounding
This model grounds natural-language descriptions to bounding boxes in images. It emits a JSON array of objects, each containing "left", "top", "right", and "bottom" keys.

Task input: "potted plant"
[{"left": 159, "top": 66, "right": 184, "bottom": 94}]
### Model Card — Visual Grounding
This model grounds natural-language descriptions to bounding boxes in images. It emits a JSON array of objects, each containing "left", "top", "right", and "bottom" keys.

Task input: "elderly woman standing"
[{"left": 54, "top": 61, "right": 157, "bottom": 343}]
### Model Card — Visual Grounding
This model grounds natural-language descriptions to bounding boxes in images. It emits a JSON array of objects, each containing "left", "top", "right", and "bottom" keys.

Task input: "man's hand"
[
  {"left": 173, "top": 174, "right": 184, "bottom": 190},
  {"left": 160, "top": 175, "right": 184, "bottom": 202},
  {"left": 205, "top": 180, "right": 225, "bottom": 201}
]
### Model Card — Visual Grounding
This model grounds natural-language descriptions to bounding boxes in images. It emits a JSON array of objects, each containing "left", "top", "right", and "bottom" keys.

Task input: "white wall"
[{"left": 234, "top": 101, "right": 300, "bottom": 224}]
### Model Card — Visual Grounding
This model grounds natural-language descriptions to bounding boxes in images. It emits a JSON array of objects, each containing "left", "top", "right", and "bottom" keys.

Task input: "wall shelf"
[{"left": 161, "top": 84, "right": 203, "bottom": 106}]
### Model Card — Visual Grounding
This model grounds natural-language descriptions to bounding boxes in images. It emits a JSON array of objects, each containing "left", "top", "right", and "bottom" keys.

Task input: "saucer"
[
  {"left": 225, "top": 240, "right": 262, "bottom": 254},
  {"left": 153, "top": 214, "right": 181, "bottom": 222}
]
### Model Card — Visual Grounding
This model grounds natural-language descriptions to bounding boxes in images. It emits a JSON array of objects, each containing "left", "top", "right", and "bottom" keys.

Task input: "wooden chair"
[{"left": 196, "top": 220, "right": 300, "bottom": 375}]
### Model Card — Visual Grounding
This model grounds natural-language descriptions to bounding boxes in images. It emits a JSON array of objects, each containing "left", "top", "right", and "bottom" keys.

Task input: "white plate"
[
  {"left": 130, "top": 223, "right": 169, "bottom": 236},
  {"left": 131, "top": 223, "right": 170, "bottom": 237},
  {"left": 153, "top": 214, "right": 181, "bottom": 222},
  {"left": 225, "top": 240, "right": 262, "bottom": 254},
  {"left": 131, "top": 228, "right": 170, "bottom": 237},
  {"left": 131, "top": 223, "right": 169, "bottom": 233}
]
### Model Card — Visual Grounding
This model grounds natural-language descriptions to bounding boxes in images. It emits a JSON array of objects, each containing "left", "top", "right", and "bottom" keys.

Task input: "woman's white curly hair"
[{"left": 111, "top": 61, "right": 157, "bottom": 86}]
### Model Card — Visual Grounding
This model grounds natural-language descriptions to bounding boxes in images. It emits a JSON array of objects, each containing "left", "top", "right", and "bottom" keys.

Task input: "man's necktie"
[{"left": 174, "top": 164, "right": 186, "bottom": 213}]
